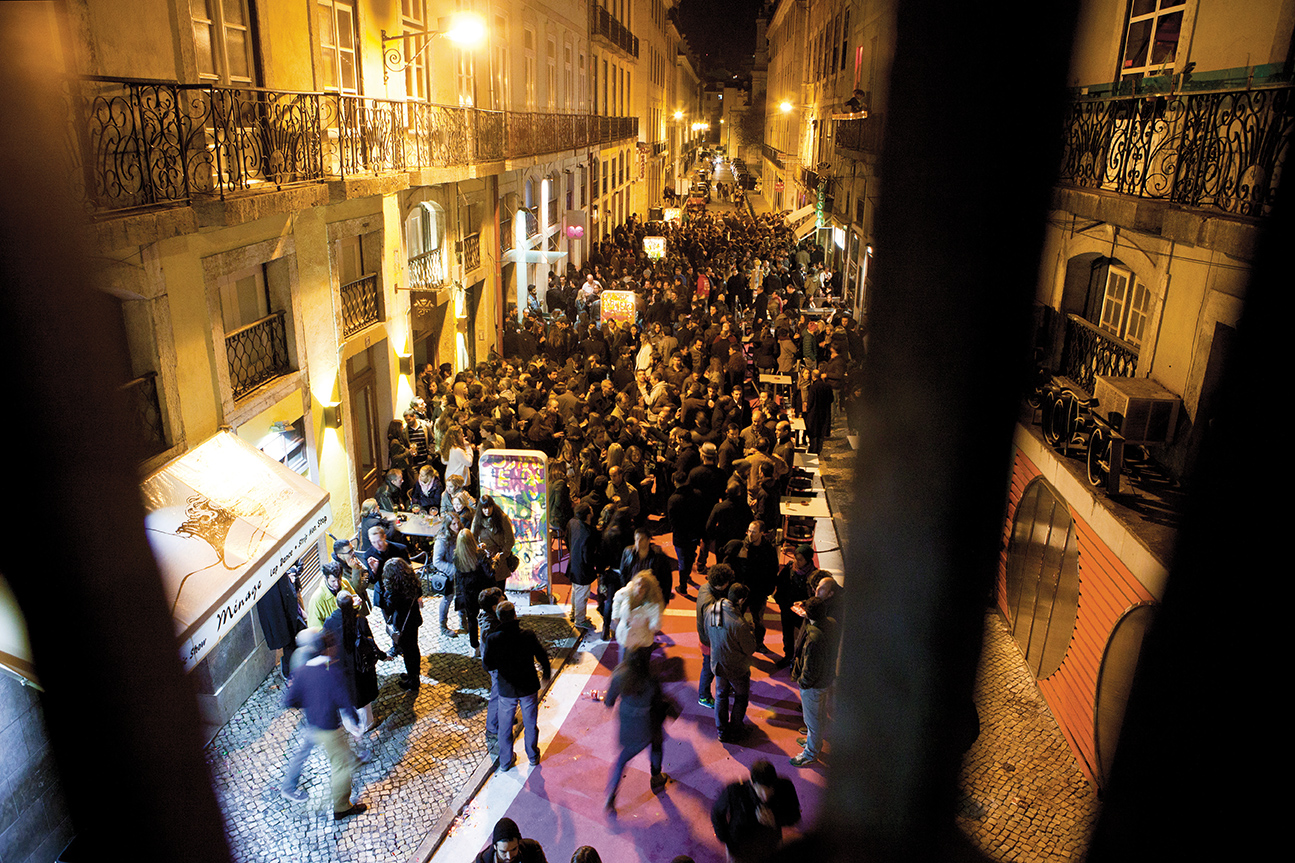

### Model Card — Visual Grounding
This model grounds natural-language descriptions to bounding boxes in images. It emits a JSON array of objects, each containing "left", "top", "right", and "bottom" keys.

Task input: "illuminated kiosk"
[{"left": 477, "top": 449, "right": 551, "bottom": 601}]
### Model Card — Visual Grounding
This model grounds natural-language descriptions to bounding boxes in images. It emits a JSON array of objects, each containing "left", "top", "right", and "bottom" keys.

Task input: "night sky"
[{"left": 675, "top": 0, "right": 765, "bottom": 77}]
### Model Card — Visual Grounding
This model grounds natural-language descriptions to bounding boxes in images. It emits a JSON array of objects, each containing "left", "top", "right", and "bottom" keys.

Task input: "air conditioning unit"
[{"left": 1092, "top": 376, "right": 1181, "bottom": 444}]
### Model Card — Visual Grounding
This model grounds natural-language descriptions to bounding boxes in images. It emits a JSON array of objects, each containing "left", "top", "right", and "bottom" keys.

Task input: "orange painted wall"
[{"left": 998, "top": 447, "right": 1156, "bottom": 784}]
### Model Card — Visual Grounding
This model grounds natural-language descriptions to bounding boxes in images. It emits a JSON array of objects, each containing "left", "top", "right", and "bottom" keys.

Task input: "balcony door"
[{"left": 347, "top": 345, "right": 383, "bottom": 502}]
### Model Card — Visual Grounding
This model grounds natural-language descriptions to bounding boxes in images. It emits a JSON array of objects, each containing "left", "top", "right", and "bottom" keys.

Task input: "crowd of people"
[{"left": 270, "top": 175, "right": 864, "bottom": 860}]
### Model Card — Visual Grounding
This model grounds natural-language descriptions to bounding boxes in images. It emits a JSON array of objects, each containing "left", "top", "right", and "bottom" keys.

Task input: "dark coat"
[
  {"left": 483, "top": 620, "right": 552, "bottom": 698},
  {"left": 255, "top": 569, "right": 303, "bottom": 651},
  {"left": 567, "top": 517, "right": 598, "bottom": 586},
  {"left": 711, "top": 777, "right": 801, "bottom": 862},
  {"left": 805, "top": 378, "right": 834, "bottom": 440}
]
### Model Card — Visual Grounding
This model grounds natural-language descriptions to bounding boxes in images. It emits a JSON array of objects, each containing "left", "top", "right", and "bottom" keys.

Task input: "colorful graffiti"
[
  {"left": 601, "top": 290, "right": 638, "bottom": 323},
  {"left": 478, "top": 449, "right": 549, "bottom": 592}
]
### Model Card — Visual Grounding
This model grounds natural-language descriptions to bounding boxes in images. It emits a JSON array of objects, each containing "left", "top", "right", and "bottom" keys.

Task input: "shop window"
[{"left": 1004, "top": 478, "right": 1080, "bottom": 680}]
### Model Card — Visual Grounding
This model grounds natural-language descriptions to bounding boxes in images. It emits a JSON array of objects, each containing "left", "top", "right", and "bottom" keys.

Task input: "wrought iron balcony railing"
[
  {"left": 408, "top": 248, "right": 445, "bottom": 291},
  {"left": 461, "top": 234, "right": 481, "bottom": 272},
  {"left": 1059, "top": 314, "right": 1138, "bottom": 395},
  {"left": 69, "top": 77, "right": 639, "bottom": 215},
  {"left": 590, "top": 5, "right": 640, "bottom": 58},
  {"left": 340, "top": 273, "right": 380, "bottom": 337},
  {"left": 834, "top": 115, "right": 884, "bottom": 155},
  {"left": 225, "top": 311, "right": 291, "bottom": 400},
  {"left": 1058, "top": 84, "right": 1293, "bottom": 218},
  {"left": 119, "top": 371, "right": 167, "bottom": 458}
]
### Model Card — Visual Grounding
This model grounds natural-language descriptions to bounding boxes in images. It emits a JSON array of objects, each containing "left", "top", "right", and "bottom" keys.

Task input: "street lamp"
[{"left": 381, "top": 12, "right": 487, "bottom": 85}]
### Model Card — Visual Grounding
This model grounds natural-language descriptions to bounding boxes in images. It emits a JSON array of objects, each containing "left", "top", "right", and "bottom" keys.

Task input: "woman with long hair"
[
  {"left": 381, "top": 558, "right": 423, "bottom": 691},
  {"left": 453, "top": 528, "right": 494, "bottom": 652}
]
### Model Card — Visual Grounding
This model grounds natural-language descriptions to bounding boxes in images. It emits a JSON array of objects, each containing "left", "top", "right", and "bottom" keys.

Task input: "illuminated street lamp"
[
  {"left": 779, "top": 100, "right": 794, "bottom": 114},
  {"left": 381, "top": 12, "right": 487, "bottom": 84}
]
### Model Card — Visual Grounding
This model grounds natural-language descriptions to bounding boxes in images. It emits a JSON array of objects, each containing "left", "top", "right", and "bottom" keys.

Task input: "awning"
[
  {"left": 141, "top": 431, "right": 331, "bottom": 671},
  {"left": 0, "top": 430, "right": 332, "bottom": 683},
  {"left": 502, "top": 248, "right": 569, "bottom": 264},
  {"left": 787, "top": 203, "right": 816, "bottom": 225},
  {"left": 0, "top": 573, "right": 34, "bottom": 685},
  {"left": 794, "top": 217, "right": 820, "bottom": 239}
]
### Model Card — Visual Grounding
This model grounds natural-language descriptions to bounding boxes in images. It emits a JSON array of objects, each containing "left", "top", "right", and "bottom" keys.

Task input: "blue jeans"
[
  {"left": 699, "top": 647, "right": 715, "bottom": 701},
  {"left": 800, "top": 685, "right": 829, "bottom": 758},
  {"left": 605, "top": 738, "right": 663, "bottom": 802},
  {"left": 485, "top": 670, "right": 500, "bottom": 737},
  {"left": 498, "top": 691, "right": 540, "bottom": 767},
  {"left": 715, "top": 670, "right": 750, "bottom": 732}
]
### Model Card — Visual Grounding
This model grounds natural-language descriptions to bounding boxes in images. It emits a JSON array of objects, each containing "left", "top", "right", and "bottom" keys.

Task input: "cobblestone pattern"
[
  {"left": 206, "top": 601, "right": 577, "bottom": 863},
  {"left": 815, "top": 410, "right": 1100, "bottom": 862},
  {"left": 956, "top": 613, "right": 1101, "bottom": 862}
]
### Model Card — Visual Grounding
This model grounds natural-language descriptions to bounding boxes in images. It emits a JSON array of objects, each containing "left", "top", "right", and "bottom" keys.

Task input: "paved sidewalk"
[{"left": 205, "top": 601, "right": 577, "bottom": 863}]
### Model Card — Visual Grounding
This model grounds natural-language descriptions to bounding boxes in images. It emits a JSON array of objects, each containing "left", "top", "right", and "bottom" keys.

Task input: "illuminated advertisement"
[
  {"left": 643, "top": 236, "right": 667, "bottom": 259},
  {"left": 477, "top": 449, "right": 549, "bottom": 592},
  {"left": 601, "top": 289, "right": 638, "bottom": 323},
  {"left": 662, "top": 207, "right": 682, "bottom": 223}
]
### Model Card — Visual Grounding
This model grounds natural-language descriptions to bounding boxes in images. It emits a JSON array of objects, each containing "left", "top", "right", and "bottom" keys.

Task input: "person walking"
[
  {"left": 602, "top": 648, "right": 678, "bottom": 814},
  {"left": 711, "top": 759, "right": 801, "bottom": 863},
  {"left": 279, "top": 627, "right": 369, "bottom": 820},
  {"left": 483, "top": 601, "right": 552, "bottom": 770},
  {"left": 611, "top": 570, "right": 665, "bottom": 665}
]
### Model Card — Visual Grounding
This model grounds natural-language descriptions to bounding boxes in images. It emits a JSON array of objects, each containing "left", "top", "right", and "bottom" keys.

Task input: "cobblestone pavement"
[
  {"left": 206, "top": 602, "right": 578, "bottom": 863},
  {"left": 815, "top": 411, "right": 1101, "bottom": 862},
  {"left": 957, "top": 613, "right": 1101, "bottom": 862}
]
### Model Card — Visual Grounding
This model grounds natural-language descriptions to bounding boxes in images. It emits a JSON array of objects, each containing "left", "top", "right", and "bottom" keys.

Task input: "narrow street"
[{"left": 205, "top": 408, "right": 1099, "bottom": 863}]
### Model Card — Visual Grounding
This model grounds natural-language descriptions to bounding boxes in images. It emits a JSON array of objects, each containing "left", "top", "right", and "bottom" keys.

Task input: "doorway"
[{"left": 347, "top": 344, "right": 384, "bottom": 502}]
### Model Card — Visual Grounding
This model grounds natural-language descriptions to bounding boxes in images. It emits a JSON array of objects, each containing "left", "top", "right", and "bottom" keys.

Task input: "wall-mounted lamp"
[
  {"left": 322, "top": 403, "right": 343, "bottom": 429},
  {"left": 397, "top": 354, "right": 414, "bottom": 376},
  {"left": 381, "top": 12, "right": 487, "bottom": 84}
]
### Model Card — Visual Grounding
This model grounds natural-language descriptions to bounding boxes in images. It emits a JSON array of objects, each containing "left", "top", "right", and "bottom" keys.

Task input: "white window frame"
[
  {"left": 401, "top": 0, "right": 430, "bottom": 101},
  {"left": 191, "top": 0, "right": 255, "bottom": 86},
  {"left": 1121, "top": 0, "right": 1190, "bottom": 80},
  {"left": 318, "top": 0, "right": 359, "bottom": 94}
]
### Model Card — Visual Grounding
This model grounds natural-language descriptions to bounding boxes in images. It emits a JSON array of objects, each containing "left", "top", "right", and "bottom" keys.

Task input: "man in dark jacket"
[
  {"left": 789, "top": 596, "right": 837, "bottom": 767},
  {"left": 472, "top": 817, "right": 548, "bottom": 863},
  {"left": 483, "top": 602, "right": 552, "bottom": 770},
  {"left": 280, "top": 628, "right": 369, "bottom": 820},
  {"left": 707, "top": 583, "right": 757, "bottom": 742},
  {"left": 567, "top": 503, "right": 597, "bottom": 629},
  {"left": 667, "top": 475, "right": 703, "bottom": 596},
  {"left": 711, "top": 759, "right": 801, "bottom": 862},
  {"left": 695, "top": 565, "right": 733, "bottom": 709}
]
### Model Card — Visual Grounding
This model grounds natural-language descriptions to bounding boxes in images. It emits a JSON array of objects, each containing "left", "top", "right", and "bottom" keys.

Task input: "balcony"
[
  {"left": 408, "top": 248, "right": 445, "bottom": 291},
  {"left": 1059, "top": 314, "right": 1139, "bottom": 395},
  {"left": 589, "top": 5, "right": 639, "bottom": 58},
  {"left": 339, "top": 273, "right": 381, "bottom": 337},
  {"left": 69, "top": 77, "right": 638, "bottom": 215},
  {"left": 119, "top": 371, "right": 167, "bottom": 458},
  {"left": 225, "top": 311, "right": 291, "bottom": 400},
  {"left": 1057, "top": 83, "right": 1293, "bottom": 219},
  {"left": 834, "top": 115, "right": 884, "bottom": 156},
  {"left": 461, "top": 233, "right": 481, "bottom": 272}
]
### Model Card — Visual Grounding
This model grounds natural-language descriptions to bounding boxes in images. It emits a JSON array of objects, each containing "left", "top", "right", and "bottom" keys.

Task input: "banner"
[
  {"left": 600, "top": 289, "right": 638, "bottom": 323},
  {"left": 477, "top": 450, "right": 549, "bottom": 592}
]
